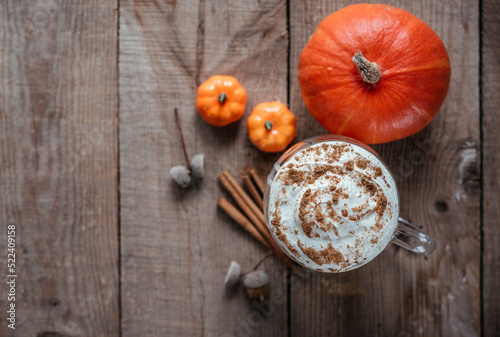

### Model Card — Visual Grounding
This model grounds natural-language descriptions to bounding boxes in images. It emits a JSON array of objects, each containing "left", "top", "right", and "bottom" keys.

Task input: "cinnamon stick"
[
  {"left": 219, "top": 196, "right": 299, "bottom": 272},
  {"left": 223, "top": 170, "right": 266, "bottom": 226},
  {"left": 218, "top": 171, "right": 300, "bottom": 273},
  {"left": 242, "top": 174, "right": 264, "bottom": 210},
  {"left": 218, "top": 173, "right": 267, "bottom": 243},
  {"left": 217, "top": 198, "right": 270, "bottom": 249},
  {"left": 249, "top": 168, "right": 265, "bottom": 195}
]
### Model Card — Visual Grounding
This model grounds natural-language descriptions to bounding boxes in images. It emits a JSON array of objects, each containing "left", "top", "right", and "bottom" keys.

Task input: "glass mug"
[{"left": 263, "top": 134, "right": 436, "bottom": 272}]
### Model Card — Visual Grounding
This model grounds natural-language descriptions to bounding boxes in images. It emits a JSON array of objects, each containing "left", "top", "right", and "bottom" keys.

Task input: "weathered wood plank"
[
  {"left": 481, "top": 0, "right": 500, "bottom": 335},
  {"left": 0, "top": 1, "right": 119, "bottom": 336},
  {"left": 289, "top": 1, "right": 480, "bottom": 336},
  {"left": 119, "top": 0, "right": 288, "bottom": 335}
]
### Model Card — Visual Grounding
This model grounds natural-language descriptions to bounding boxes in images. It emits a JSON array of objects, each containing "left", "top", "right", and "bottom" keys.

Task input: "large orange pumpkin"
[{"left": 298, "top": 4, "right": 451, "bottom": 144}]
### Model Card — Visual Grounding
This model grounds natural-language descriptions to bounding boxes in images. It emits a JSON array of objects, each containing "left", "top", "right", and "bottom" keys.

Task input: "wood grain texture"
[
  {"left": 481, "top": 0, "right": 500, "bottom": 335},
  {"left": 289, "top": 1, "right": 480, "bottom": 336},
  {"left": 0, "top": 1, "right": 119, "bottom": 336},
  {"left": 0, "top": 1, "right": 488, "bottom": 335},
  {"left": 118, "top": 0, "right": 288, "bottom": 336}
]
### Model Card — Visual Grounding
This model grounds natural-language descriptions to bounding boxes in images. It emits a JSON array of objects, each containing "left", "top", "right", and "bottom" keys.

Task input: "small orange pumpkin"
[
  {"left": 195, "top": 75, "right": 247, "bottom": 127},
  {"left": 247, "top": 102, "right": 296, "bottom": 153},
  {"left": 298, "top": 4, "right": 451, "bottom": 144}
]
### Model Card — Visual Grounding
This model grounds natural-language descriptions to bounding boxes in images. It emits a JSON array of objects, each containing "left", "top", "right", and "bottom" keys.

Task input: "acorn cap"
[
  {"left": 224, "top": 261, "right": 242, "bottom": 287},
  {"left": 245, "top": 284, "right": 269, "bottom": 302},
  {"left": 170, "top": 165, "right": 191, "bottom": 188},
  {"left": 243, "top": 270, "right": 269, "bottom": 289},
  {"left": 190, "top": 154, "right": 205, "bottom": 179}
]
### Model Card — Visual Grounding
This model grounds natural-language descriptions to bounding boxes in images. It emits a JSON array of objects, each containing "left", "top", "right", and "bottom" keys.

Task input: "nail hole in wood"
[{"left": 434, "top": 200, "right": 448, "bottom": 213}]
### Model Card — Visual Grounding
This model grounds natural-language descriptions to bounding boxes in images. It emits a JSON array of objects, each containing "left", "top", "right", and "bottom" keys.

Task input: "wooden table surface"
[{"left": 0, "top": 0, "right": 498, "bottom": 336}]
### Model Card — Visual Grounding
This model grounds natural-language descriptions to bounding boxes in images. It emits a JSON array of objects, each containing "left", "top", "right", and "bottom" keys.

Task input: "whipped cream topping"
[{"left": 267, "top": 141, "right": 399, "bottom": 272}]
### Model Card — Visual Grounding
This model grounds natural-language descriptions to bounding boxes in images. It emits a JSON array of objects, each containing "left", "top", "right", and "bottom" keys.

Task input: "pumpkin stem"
[
  {"left": 218, "top": 92, "right": 227, "bottom": 104},
  {"left": 352, "top": 51, "right": 381, "bottom": 84},
  {"left": 265, "top": 121, "right": 273, "bottom": 131}
]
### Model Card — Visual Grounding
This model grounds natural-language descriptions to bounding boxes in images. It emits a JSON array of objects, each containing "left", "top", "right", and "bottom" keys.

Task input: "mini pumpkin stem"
[
  {"left": 218, "top": 92, "right": 227, "bottom": 104},
  {"left": 352, "top": 51, "right": 381, "bottom": 84},
  {"left": 265, "top": 120, "right": 273, "bottom": 131}
]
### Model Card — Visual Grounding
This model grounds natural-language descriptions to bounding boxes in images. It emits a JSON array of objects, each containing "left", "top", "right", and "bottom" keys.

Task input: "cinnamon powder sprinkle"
[
  {"left": 326, "top": 208, "right": 340, "bottom": 237},
  {"left": 272, "top": 211, "right": 301, "bottom": 258},
  {"left": 279, "top": 233, "right": 301, "bottom": 258},
  {"left": 374, "top": 167, "right": 383, "bottom": 177},
  {"left": 313, "top": 165, "right": 328, "bottom": 177},
  {"left": 305, "top": 164, "right": 343, "bottom": 185},
  {"left": 352, "top": 201, "right": 369, "bottom": 212},
  {"left": 275, "top": 197, "right": 284, "bottom": 210},
  {"left": 332, "top": 192, "right": 340, "bottom": 205},
  {"left": 356, "top": 159, "right": 368, "bottom": 169},
  {"left": 376, "top": 195, "right": 388, "bottom": 219},
  {"left": 283, "top": 168, "right": 305, "bottom": 185},
  {"left": 297, "top": 241, "right": 345, "bottom": 266},
  {"left": 271, "top": 213, "right": 281, "bottom": 229},
  {"left": 298, "top": 188, "right": 319, "bottom": 238},
  {"left": 315, "top": 206, "right": 325, "bottom": 223},
  {"left": 324, "top": 144, "right": 345, "bottom": 163},
  {"left": 361, "top": 177, "right": 377, "bottom": 195},
  {"left": 344, "top": 161, "right": 354, "bottom": 171}
]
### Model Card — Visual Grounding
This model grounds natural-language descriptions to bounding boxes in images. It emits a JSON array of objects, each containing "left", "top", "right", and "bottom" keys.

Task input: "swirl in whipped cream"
[{"left": 267, "top": 141, "right": 399, "bottom": 272}]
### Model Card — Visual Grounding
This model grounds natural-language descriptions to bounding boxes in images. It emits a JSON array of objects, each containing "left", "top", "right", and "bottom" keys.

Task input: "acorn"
[
  {"left": 170, "top": 108, "right": 204, "bottom": 188},
  {"left": 170, "top": 165, "right": 191, "bottom": 188},
  {"left": 190, "top": 154, "right": 205, "bottom": 179},
  {"left": 243, "top": 270, "right": 269, "bottom": 302},
  {"left": 224, "top": 261, "right": 242, "bottom": 287}
]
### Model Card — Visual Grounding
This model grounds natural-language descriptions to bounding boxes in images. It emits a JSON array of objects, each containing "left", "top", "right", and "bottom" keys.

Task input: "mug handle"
[{"left": 391, "top": 218, "right": 437, "bottom": 256}]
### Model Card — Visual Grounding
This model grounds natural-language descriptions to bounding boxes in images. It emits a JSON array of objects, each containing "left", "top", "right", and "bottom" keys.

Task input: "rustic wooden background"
[{"left": 0, "top": 0, "right": 497, "bottom": 336}]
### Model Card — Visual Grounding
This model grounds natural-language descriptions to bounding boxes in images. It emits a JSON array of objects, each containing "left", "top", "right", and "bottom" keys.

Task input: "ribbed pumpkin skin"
[{"left": 298, "top": 4, "right": 451, "bottom": 144}]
